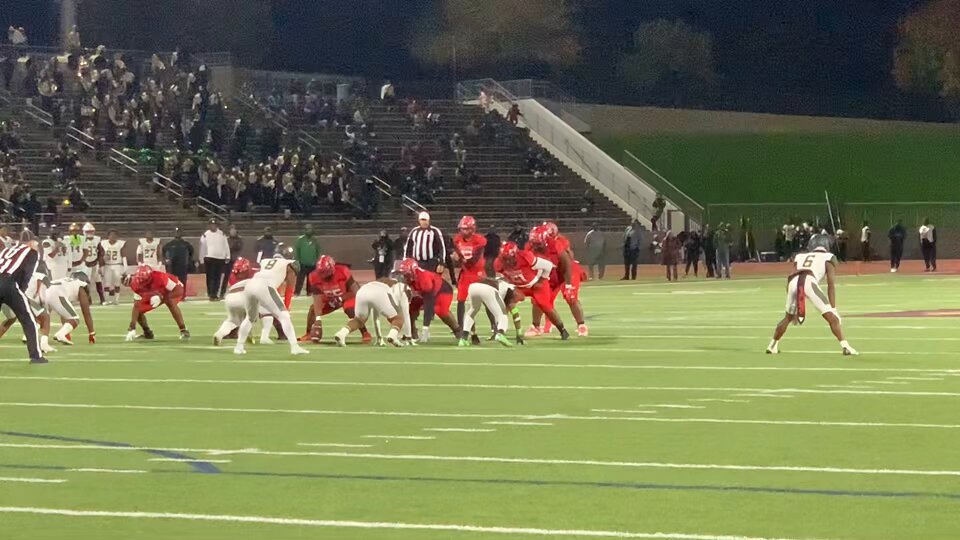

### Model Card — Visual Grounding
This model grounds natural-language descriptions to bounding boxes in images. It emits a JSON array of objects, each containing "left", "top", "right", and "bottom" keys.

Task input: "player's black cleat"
[
  {"left": 30, "top": 357, "right": 49, "bottom": 364},
  {"left": 471, "top": 334, "right": 481, "bottom": 345},
  {"left": 559, "top": 328, "right": 570, "bottom": 341},
  {"left": 138, "top": 330, "right": 155, "bottom": 340}
]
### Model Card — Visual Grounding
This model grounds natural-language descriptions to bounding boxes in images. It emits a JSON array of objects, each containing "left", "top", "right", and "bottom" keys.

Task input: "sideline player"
[
  {"left": 66, "top": 223, "right": 86, "bottom": 275},
  {"left": 450, "top": 216, "right": 488, "bottom": 328},
  {"left": 124, "top": 265, "right": 190, "bottom": 341},
  {"left": 399, "top": 257, "right": 461, "bottom": 343},
  {"left": 42, "top": 227, "right": 69, "bottom": 280},
  {"left": 44, "top": 272, "right": 96, "bottom": 346},
  {"left": 100, "top": 230, "right": 127, "bottom": 305},
  {"left": 767, "top": 233, "right": 858, "bottom": 356},
  {"left": 302, "top": 255, "right": 370, "bottom": 343},
  {"left": 459, "top": 277, "right": 524, "bottom": 347},
  {"left": 527, "top": 223, "right": 588, "bottom": 337},
  {"left": 494, "top": 241, "right": 569, "bottom": 340},
  {"left": 334, "top": 278, "right": 411, "bottom": 347},
  {"left": 217, "top": 253, "right": 308, "bottom": 355},
  {"left": 138, "top": 231, "right": 164, "bottom": 271},
  {"left": 80, "top": 222, "right": 106, "bottom": 304}
]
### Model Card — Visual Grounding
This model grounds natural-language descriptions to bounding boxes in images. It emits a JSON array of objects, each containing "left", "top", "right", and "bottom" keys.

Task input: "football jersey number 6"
[{"left": 802, "top": 255, "right": 815, "bottom": 268}]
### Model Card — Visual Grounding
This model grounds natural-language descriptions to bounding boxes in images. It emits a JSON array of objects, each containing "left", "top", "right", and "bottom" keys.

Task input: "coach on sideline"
[
  {"left": 404, "top": 211, "right": 446, "bottom": 273},
  {"left": 200, "top": 219, "right": 230, "bottom": 301}
]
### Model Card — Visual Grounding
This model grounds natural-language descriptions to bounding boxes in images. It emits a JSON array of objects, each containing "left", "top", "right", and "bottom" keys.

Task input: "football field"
[{"left": 0, "top": 273, "right": 959, "bottom": 539}]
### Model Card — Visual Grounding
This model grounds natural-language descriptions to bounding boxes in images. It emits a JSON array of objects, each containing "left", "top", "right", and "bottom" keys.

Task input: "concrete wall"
[{"left": 585, "top": 104, "right": 960, "bottom": 138}]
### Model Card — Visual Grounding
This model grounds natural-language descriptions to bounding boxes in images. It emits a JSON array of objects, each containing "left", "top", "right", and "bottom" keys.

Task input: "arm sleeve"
[
  {"left": 223, "top": 236, "right": 231, "bottom": 261},
  {"left": 164, "top": 278, "right": 178, "bottom": 292},
  {"left": 403, "top": 233, "right": 412, "bottom": 259},
  {"left": 436, "top": 230, "right": 446, "bottom": 264},
  {"left": 17, "top": 251, "right": 39, "bottom": 291},
  {"left": 199, "top": 235, "right": 207, "bottom": 260}
]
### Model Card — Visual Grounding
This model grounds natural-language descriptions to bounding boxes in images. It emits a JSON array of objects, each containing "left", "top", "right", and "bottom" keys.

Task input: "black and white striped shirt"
[
  {"left": 0, "top": 244, "right": 39, "bottom": 291},
  {"left": 404, "top": 226, "right": 446, "bottom": 264}
]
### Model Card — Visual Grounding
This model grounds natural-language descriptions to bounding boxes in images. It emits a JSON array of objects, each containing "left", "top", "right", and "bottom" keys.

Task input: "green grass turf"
[
  {"left": 1, "top": 273, "right": 960, "bottom": 539},
  {"left": 600, "top": 133, "right": 960, "bottom": 204}
]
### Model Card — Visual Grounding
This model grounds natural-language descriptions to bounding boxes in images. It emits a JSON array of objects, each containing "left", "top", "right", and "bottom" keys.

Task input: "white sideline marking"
[
  {"left": 485, "top": 422, "right": 553, "bottom": 426},
  {"left": 297, "top": 443, "right": 374, "bottom": 448},
  {"left": 0, "top": 476, "right": 66, "bottom": 484},
  {"left": 887, "top": 377, "right": 944, "bottom": 381},
  {"left": 5, "top": 443, "right": 960, "bottom": 475},
  {"left": 0, "top": 506, "right": 810, "bottom": 540},
  {"left": 591, "top": 409, "right": 658, "bottom": 414},
  {"left": 853, "top": 381, "right": 909, "bottom": 385},
  {"left": 148, "top": 458, "right": 232, "bottom": 464},
  {"left": 6, "top": 376, "right": 960, "bottom": 397},
  {"left": 2, "top": 402, "right": 959, "bottom": 429},
  {"left": 423, "top": 428, "right": 496, "bottom": 433},
  {"left": 361, "top": 435, "right": 435, "bottom": 440},
  {"left": 70, "top": 468, "right": 147, "bottom": 474},
  {"left": 732, "top": 394, "right": 795, "bottom": 399},
  {"left": 636, "top": 404, "right": 706, "bottom": 410},
  {"left": 688, "top": 399, "right": 750, "bottom": 404},
  {"left": 621, "top": 334, "right": 960, "bottom": 342},
  {"left": 815, "top": 385, "right": 874, "bottom": 389}
]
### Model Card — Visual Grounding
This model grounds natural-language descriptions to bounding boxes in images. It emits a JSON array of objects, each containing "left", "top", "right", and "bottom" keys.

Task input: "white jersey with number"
[
  {"left": 67, "top": 235, "right": 85, "bottom": 269},
  {"left": 792, "top": 250, "right": 835, "bottom": 284},
  {"left": 42, "top": 238, "right": 70, "bottom": 280},
  {"left": 138, "top": 239, "right": 161, "bottom": 267},
  {"left": 101, "top": 240, "right": 126, "bottom": 266},
  {"left": 45, "top": 276, "right": 88, "bottom": 320},
  {"left": 82, "top": 235, "right": 102, "bottom": 265},
  {"left": 254, "top": 257, "right": 297, "bottom": 289}
]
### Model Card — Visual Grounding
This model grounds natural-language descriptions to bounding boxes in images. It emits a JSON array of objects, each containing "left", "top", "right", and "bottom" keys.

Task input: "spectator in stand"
[
  {"left": 254, "top": 226, "right": 279, "bottom": 263},
  {"left": 66, "top": 25, "right": 82, "bottom": 53},
  {"left": 426, "top": 161, "right": 444, "bottom": 193},
  {"left": 479, "top": 89, "right": 492, "bottom": 112},
  {"left": 451, "top": 133, "right": 467, "bottom": 167},
  {"left": 200, "top": 219, "right": 230, "bottom": 301},
  {"left": 622, "top": 219, "right": 642, "bottom": 280},
  {"left": 221, "top": 225, "right": 243, "bottom": 298},
  {"left": 7, "top": 26, "right": 27, "bottom": 48},
  {"left": 508, "top": 222, "right": 528, "bottom": 248},
  {"left": 381, "top": 80, "right": 396, "bottom": 111},
  {"left": 584, "top": 223, "right": 606, "bottom": 280},
  {"left": 651, "top": 193, "right": 666, "bottom": 231},
  {"left": 294, "top": 224, "right": 321, "bottom": 295},
  {"left": 463, "top": 168, "right": 481, "bottom": 192},
  {"left": 581, "top": 189, "right": 595, "bottom": 214},
  {"left": 507, "top": 103, "right": 523, "bottom": 126},
  {"left": 371, "top": 230, "right": 393, "bottom": 279}
]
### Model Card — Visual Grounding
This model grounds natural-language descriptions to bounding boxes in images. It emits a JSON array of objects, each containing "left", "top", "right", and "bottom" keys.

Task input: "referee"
[
  {"left": 0, "top": 242, "right": 46, "bottom": 363},
  {"left": 404, "top": 212, "right": 447, "bottom": 273}
]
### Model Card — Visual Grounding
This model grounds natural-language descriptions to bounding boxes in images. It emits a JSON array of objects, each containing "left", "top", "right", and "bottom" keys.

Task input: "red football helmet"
[
  {"left": 458, "top": 215, "right": 477, "bottom": 235},
  {"left": 398, "top": 258, "right": 420, "bottom": 279},
  {"left": 500, "top": 241, "right": 519, "bottom": 263},
  {"left": 529, "top": 225, "right": 548, "bottom": 246},
  {"left": 542, "top": 221, "right": 559, "bottom": 238},
  {"left": 232, "top": 257, "right": 253, "bottom": 278},
  {"left": 315, "top": 255, "right": 336, "bottom": 278},
  {"left": 131, "top": 265, "right": 153, "bottom": 290}
]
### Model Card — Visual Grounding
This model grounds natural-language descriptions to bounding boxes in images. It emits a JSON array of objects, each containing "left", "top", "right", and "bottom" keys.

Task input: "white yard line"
[
  {"left": 815, "top": 385, "right": 875, "bottom": 389},
  {"left": 1, "top": 402, "right": 958, "bottom": 429},
  {"left": 688, "top": 399, "right": 750, "bottom": 404},
  {"left": 423, "top": 428, "right": 496, "bottom": 433},
  {"left": 69, "top": 468, "right": 147, "bottom": 474},
  {"left": 853, "top": 381, "right": 909, "bottom": 385},
  {"left": 590, "top": 409, "right": 658, "bottom": 414},
  {"left": 732, "top": 394, "right": 795, "bottom": 399},
  {"left": 635, "top": 404, "right": 706, "bottom": 409},
  {"left": 0, "top": 506, "right": 812, "bottom": 540},
  {"left": 147, "top": 458, "right": 232, "bottom": 464},
  {"left": 484, "top": 421, "right": 554, "bottom": 426},
  {"left": 0, "top": 476, "right": 66, "bottom": 484},
  {"left": 297, "top": 443, "right": 374, "bottom": 448},
  {"left": 887, "top": 377, "right": 944, "bottom": 381},
  {"left": 6, "top": 376, "right": 956, "bottom": 397},
  {"left": 361, "top": 435, "right": 436, "bottom": 440}
]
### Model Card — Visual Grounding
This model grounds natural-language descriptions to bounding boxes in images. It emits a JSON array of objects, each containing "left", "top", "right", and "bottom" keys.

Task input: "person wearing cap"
[
  {"left": 294, "top": 224, "right": 321, "bottom": 295},
  {"left": 404, "top": 211, "right": 446, "bottom": 273},
  {"left": 200, "top": 219, "right": 230, "bottom": 301},
  {"left": 163, "top": 228, "right": 195, "bottom": 291}
]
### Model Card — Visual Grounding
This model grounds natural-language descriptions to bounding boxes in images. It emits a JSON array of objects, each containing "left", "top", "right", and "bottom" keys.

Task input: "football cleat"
[
  {"left": 470, "top": 333, "right": 481, "bottom": 345},
  {"left": 260, "top": 337, "right": 275, "bottom": 345},
  {"left": 559, "top": 328, "right": 570, "bottom": 341},
  {"left": 494, "top": 333, "right": 513, "bottom": 347},
  {"left": 297, "top": 334, "right": 312, "bottom": 343},
  {"left": 361, "top": 331, "right": 372, "bottom": 344},
  {"left": 213, "top": 336, "right": 222, "bottom": 346},
  {"left": 766, "top": 346, "right": 779, "bottom": 355},
  {"left": 30, "top": 357, "right": 49, "bottom": 364},
  {"left": 842, "top": 344, "right": 859, "bottom": 356},
  {"left": 577, "top": 324, "right": 589, "bottom": 337},
  {"left": 180, "top": 330, "right": 191, "bottom": 341},
  {"left": 54, "top": 335, "right": 74, "bottom": 346},
  {"left": 386, "top": 335, "right": 402, "bottom": 348},
  {"left": 524, "top": 325, "right": 543, "bottom": 338},
  {"left": 457, "top": 338, "right": 469, "bottom": 347},
  {"left": 291, "top": 346, "right": 310, "bottom": 356},
  {"left": 233, "top": 347, "right": 247, "bottom": 355}
]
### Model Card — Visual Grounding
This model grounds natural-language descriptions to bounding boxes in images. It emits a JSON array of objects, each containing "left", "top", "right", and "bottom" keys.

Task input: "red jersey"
[
  {"left": 228, "top": 264, "right": 260, "bottom": 286},
  {"left": 453, "top": 233, "right": 487, "bottom": 272},
  {"left": 494, "top": 250, "right": 553, "bottom": 289},
  {"left": 537, "top": 235, "right": 573, "bottom": 266},
  {"left": 132, "top": 271, "right": 181, "bottom": 296},
  {"left": 409, "top": 268, "right": 448, "bottom": 297},
  {"left": 309, "top": 264, "right": 354, "bottom": 307}
]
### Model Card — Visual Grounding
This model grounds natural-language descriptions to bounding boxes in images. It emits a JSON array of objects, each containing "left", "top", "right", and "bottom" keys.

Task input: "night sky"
[{"left": 3, "top": 0, "right": 925, "bottom": 100}]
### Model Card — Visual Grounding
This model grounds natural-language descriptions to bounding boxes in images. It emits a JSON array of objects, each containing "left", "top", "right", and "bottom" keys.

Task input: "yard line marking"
[
  {"left": 0, "top": 506, "right": 811, "bottom": 540},
  {"left": 2, "top": 402, "right": 960, "bottom": 429},
  {"left": 620, "top": 334, "right": 960, "bottom": 342},
  {"left": 423, "top": 428, "right": 496, "bottom": 433},
  {"left": 815, "top": 385, "right": 875, "bottom": 389},
  {"left": 6, "top": 376, "right": 959, "bottom": 397},
  {"left": 591, "top": 409, "right": 658, "bottom": 414},
  {"left": 484, "top": 422, "right": 554, "bottom": 426},
  {"left": 853, "top": 381, "right": 909, "bottom": 385},
  {"left": 0, "top": 476, "right": 66, "bottom": 483},
  {"left": 636, "top": 404, "right": 706, "bottom": 409},
  {"left": 888, "top": 377, "right": 944, "bottom": 381},
  {"left": 361, "top": 435, "right": 435, "bottom": 440},
  {"left": 297, "top": 443, "right": 374, "bottom": 448},
  {"left": 732, "top": 394, "right": 795, "bottom": 399},
  {"left": 69, "top": 468, "right": 147, "bottom": 474},
  {"left": 148, "top": 458, "right": 232, "bottom": 464},
  {"left": 688, "top": 399, "right": 750, "bottom": 404}
]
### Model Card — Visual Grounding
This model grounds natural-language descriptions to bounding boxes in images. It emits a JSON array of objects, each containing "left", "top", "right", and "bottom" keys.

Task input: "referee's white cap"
[{"left": 418, "top": 211, "right": 430, "bottom": 221}]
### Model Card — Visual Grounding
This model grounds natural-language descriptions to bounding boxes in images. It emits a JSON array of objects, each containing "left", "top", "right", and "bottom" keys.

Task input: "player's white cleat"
[
  {"left": 577, "top": 324, "right": 589, "bottom": 337},
  {"left": 766, "top": 340, "right": 779, "bottom": 355},
  {"left": 260, "top": 337, "right": 275, "bottom": 345},
  {"left": 375, "top": 338, "right": 386, "bottom": 347},
  {"left": 890, "top": 268, "right": 897, "bottom": 273},
  {"left": 418, "top": 327, "right": 430, "bottom": 343},
  {"left": 841, "top": 342, "right": 859, "bottom": 356},
  {"left": 290, "top": 346, "right": 310, "bottom": 356},
  {"left": 524, "top": 325, "right": 543, "bottom": 338},
  {"left": 40, "top": 337, "right": 57, "bottom": 354},
  {"left": 233, "top": 346, "right": 247, "bottom": 355},
  {"left": 54, "top": 335, "right": 74, "bottom": 346}
]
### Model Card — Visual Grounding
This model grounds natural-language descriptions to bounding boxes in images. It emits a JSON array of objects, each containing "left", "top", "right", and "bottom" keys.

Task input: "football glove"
[
  {"left": 149, "top": 295, "right": 162, "bottom": 308},
  {"left": 88, "top": 332, "right": 96, "bottom": 344}
]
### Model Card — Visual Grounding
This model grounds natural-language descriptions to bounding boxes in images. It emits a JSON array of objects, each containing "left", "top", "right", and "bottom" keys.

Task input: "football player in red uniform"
[
  {"left": 124, "top": 265, "right": 190, "bottom": 341},
  {"left": 527, "top": 224, "right": 588, "bottom": 337},
  {"left": 229, "top": 257, "right": 256, "bottom": 285},
  {"left": 494, "top": 242, "right": 569, "bottom": 340},
  {"left": 302, "top": 255, "right": 371, "bottom": 343},
  {"left": 450, "top": 216, "right": 488, "bottom": 328},
  {"left": 400, "top": 258, "right": 461, "bottom": 342}
]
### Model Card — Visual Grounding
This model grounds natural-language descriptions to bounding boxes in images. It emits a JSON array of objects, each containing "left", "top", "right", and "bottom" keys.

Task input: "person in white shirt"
[
  {"left": 380, "top": 80, "right": 396, "bottom": 111},
  {"left": 859, "top": 221, "right": 871, "bottom": 262},
  {"left": 200, "top": 219, "right": 230, "bottom": 301},
  {"left": 919, "top": 218, "right": 937, "bottom": 272},
  {"left": 8, "top": 26, "right": 27, "bottom": 46}
]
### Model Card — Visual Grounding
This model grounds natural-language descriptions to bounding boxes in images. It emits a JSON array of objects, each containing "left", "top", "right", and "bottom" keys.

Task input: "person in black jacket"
[
  {"left": 483, "top": 224, "right": 501, "bottom": 276},
  {"left": 507, "top": 222, "right": 528, "bottom": 249},
  {"left": 684, "top": 231, "right": 702, "bottom": 277},
  {"left": 888, "top": 219, "right": 906, "bottom": 273},
  {"left": 163, "top": 228, "right": 195, "bottom": 289},
  {"left": 371, "top": 230, "right": 393, "bottom": 278},
  {"left": 702, "top": 225, "right": 716, "bottom": 278}
]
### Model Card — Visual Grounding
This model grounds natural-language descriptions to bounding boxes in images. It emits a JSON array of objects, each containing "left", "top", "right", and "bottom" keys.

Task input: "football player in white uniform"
[
  {"left": 80, "top": 222, "right": 106, "bottom": 304},
  {"left": 44, "top": 272, "right": 97, "bottom": 346},
  {"left": 67, "top": 222, "right": 86, "bottom": 275},
  {"left": 334, "top": 278, "right": 412, "bottom": 348},
  {"left": 458, "top": 278, "right": 524, "bottom": 347},
  {"left": 0, "top": 271, "right": 57, "bottom": 353},
  {"left": 137, "top": 231, "right": 163, "bottom": 270},
  {"left": 42, "top": 227, "right": 70, "bottom": 280},
  {"left": 100, "top": 230, "right": 127, "bottom": 305},
  {"left": 213, "top": 253, "right": 308, "bottom": 356},
  {"left": 768, "top": 234, "right": 857, "bottom": 356}
]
